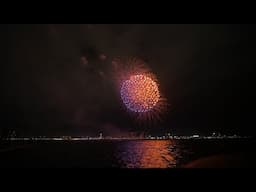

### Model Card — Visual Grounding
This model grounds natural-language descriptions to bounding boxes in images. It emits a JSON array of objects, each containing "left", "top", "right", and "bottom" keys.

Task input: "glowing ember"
[{"left": 120, "top": 75, "right": 160, "bottom": 113}]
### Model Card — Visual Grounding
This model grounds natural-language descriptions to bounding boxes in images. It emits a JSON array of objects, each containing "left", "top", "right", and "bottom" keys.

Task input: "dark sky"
[{"left": 2, "top": 24, "right": 255, "bottom": 136}]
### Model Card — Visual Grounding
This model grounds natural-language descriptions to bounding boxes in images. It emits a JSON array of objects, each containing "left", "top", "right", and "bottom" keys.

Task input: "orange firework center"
[{"left": 121, "top": 75, "right": 160, "bottom": 112}]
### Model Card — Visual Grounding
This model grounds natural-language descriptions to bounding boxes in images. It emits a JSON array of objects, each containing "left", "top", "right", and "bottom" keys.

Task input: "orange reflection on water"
[{"left": 118, "top": 140, "right": 176, "bottom": 168}]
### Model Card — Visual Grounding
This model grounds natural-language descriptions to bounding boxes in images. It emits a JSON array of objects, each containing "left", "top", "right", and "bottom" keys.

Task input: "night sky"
[{"left": 2, "top": 24, "right": 255, "bottom": 137}]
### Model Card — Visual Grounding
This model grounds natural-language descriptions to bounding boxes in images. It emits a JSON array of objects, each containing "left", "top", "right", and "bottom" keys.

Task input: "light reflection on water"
[
  {"left": 0, "top": 139, "right": 253, "bottom": 168},
  {"left": 116, "top": 140, "right": 181, "bottom": 168}
]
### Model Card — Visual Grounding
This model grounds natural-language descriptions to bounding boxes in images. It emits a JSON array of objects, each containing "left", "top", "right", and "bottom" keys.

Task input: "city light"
[{"left": 2, "top": 133, "right": 249, "bottom": 141}]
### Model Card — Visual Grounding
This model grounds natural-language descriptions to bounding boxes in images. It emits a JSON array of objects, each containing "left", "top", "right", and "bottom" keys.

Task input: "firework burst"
[
  {"left": 112, "top": 58, "right": 167, "bottom": 124},
  {"left": 120, "top": 75, "right": 160, "bottom": 113}
]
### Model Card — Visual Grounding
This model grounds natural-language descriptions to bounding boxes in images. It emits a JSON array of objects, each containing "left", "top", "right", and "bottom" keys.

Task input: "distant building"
[
  {"left": 7, "top": 130, "right": 16, "bottom": 138},
  {"left": 62, "top": 136, "right": 72, "bottom": 140}
]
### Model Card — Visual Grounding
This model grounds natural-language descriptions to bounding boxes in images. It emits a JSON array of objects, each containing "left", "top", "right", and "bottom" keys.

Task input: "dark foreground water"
[{"left": 0, "top": 139, "right": 255, "bottom": 168}]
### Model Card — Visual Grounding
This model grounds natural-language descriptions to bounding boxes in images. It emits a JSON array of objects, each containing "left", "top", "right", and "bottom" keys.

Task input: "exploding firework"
[
  {"left": 120, "top": 75, "right": 160, "bottom": 113},
  {"left": 112, "top": 58, "right": 167, "bottom": 123}
]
